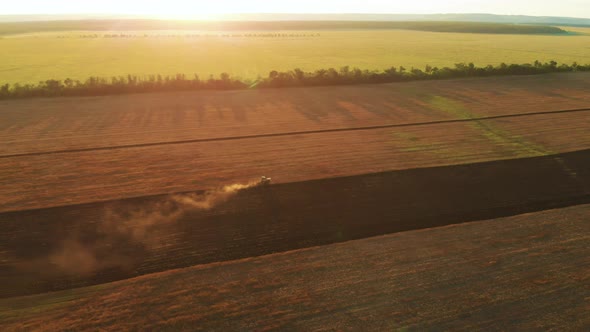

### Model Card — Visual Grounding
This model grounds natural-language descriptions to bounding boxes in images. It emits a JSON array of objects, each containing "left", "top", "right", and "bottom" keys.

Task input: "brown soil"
[
  {"left": 1, "top": 203, "right": 588, "bottom": 331},
  {"left": 1, "top": 73, "right": 589, "bottom": 156},
  {"left": 0, "top": 74, "right": 589, "bottom": 328},
  {"left": 0, "top": 110, "right": 589, "bottom": 212},
  {"left": 0, "top": 149, "right": 588, "bottom": 298},
  {"left": 1, "top": 73, "right": 589, "bottom": 212}
]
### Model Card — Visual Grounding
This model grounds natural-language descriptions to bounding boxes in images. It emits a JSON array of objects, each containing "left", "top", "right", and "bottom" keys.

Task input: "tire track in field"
[{"left": 1, "top": 107, "right": 589, "bottom": 159}]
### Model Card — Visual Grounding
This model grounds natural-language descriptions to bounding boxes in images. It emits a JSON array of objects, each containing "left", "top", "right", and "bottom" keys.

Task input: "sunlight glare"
[{"left": 128, "top": 1, "right": 274, "bottom": 20}]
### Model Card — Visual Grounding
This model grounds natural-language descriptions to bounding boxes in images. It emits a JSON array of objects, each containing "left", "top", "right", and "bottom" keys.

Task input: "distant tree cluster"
[
  {"left": 1, "top": 61, "right": 588, "bottom": 100},
  {"left": 240, "top": 33, "right": 321, "bottom": 38},
  {"left": 0, "top": 20, "right": 569, "bottom": 37},
  {"left": 69, "top": 33, "right": 321, "bottom": 39}
]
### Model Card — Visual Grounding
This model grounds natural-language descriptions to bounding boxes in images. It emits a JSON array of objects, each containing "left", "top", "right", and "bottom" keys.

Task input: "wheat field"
[{"left": 2, "top": 28, "right": 590, "bottom": 84}]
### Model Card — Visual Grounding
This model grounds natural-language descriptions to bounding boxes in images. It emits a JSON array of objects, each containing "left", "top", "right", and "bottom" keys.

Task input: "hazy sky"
[{"left": 3, "top": 0, "right": 590, "bottom": 19}]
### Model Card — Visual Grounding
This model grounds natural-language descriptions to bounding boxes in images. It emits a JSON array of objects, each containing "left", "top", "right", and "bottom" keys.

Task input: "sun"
[
  {"left": 153, "top": 12, "right": 222, "bottom": 21},
  {"left": 151, "top": 8, "right": 229, "bottom": 21},
  {"left": 135, "top": 2, "right": 251, "bottom": 21}
]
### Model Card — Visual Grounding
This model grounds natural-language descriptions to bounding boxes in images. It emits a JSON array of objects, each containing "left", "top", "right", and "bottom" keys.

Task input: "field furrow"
[
  {"left": 1, "top": 108, "right": 588, "bottom": 212},
  {"left": 1, "top": 204, "right": 588, "bottom": 330},
  {"left": 1, "top": 73, "right": 589, "bottom": 155},
  {"left": 1, "top": 148, "right": 589, "bottom": 298}
]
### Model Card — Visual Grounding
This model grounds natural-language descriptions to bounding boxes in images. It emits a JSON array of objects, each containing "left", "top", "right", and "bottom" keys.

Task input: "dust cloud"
[
  {"left": 49, "top": 239, "right": 101, "bottom": 276},
  {"left": 38, "top": 181, "right": 259, "bottom": 276},
  {"left": 171, "top": 182, "right": 256, "bottom": 210}
]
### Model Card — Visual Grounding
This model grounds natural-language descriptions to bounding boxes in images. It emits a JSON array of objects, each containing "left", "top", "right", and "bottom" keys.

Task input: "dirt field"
[
  {"left": 1, "top": 149, "right": 588, "bottom": 298},
  {"left": 1, "top": 72, "right": 589, "bottom": 327},
  {"left": 1, "top": 72, "right": 589, "bottom": 156},
  {"left": 0, "top": 73, "right": 589, "bottom": 212},
  {"left": 1, "top": 110, "right": 588, "bottom": 212},
  {"left": 1, "top": 203, "right": 588, "bottom": 331}
]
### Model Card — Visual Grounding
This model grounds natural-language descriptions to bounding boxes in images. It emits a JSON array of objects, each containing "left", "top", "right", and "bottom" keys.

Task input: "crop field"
[
  {"left": 0, "top": 19, "right": 574, "bottom": 36},
  {"left": 1, "top": 26, "right": 590, "bottom": 85},
  {"left": 1, "top": 73, "right": 589, "bottom": 212},
  {"left": 1, "top": 203, "right": 588, "bottom": 331}
]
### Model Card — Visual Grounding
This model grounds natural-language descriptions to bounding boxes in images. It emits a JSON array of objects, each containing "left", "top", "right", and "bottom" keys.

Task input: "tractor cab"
[{"left": 259, "top": 176, "right": 272, "bottom": 186}]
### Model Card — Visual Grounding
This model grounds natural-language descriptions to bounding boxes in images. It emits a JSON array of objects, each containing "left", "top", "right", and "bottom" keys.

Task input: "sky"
[{"left": 2, "top": 0, "right": 590, "bottom": 19}]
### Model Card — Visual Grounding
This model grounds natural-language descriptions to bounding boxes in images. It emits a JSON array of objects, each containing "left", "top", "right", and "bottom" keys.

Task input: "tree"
[{"left": 0, "top": 84, "right": 9, "bottom": 96}]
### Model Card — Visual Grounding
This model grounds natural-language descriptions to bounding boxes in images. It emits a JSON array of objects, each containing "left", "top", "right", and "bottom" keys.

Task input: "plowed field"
[
  {"left": 1, "top": 149, "right": 588, "bottom": 298},
  {"left": 1, "top": 73, "right": 589, "bottom": 212},
  {"left": 1, "top": 73, "right": 589, "bottom": 329},
  {"left": 1, "top": 72, "right": 589, "bottom": 156},
  {"left": 1, "top": 204, "right": 588, "bottom": 331}
]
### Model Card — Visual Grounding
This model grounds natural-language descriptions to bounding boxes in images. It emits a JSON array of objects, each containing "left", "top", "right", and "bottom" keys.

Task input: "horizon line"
[{"left": 1, "top": 13, "right": 590, "bottom": 20}]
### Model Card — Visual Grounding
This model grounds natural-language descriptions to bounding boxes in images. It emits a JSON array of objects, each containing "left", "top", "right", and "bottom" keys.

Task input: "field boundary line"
[{"left": 1, "top": 107, "right": 589, "bottom": 159}]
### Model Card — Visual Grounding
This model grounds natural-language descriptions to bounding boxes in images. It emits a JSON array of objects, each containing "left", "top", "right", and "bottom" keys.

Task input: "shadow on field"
[{"left": 0, "top": 149, "right": 589, "bottom": 298}]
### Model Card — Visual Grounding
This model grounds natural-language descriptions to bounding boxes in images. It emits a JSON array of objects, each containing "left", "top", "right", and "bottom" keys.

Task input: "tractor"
[{"left": 259, "top": 176, "right": 272, "bottom": 186}]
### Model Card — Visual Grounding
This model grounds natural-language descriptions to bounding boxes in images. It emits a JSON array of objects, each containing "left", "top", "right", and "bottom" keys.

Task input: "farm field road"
[
  {"left": 1, "top": 204, "right": 589, "bottom": 331},
  {"left": 1, "top": 72, "right": 590, "bottom": 156},
  {"left": 0, "top": 107, "right": 589, "bottom": 212}
]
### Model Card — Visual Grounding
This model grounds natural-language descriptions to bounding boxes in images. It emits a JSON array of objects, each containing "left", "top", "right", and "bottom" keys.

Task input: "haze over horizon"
[{"left": 2, "top": 0, "right": 590, "bottom": 20}]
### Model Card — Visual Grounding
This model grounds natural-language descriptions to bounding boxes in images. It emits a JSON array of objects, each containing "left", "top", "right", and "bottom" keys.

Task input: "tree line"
[
  {"left": 71, "top": 33, "right": 321, "bottom": 38},
  {"left": 1, "top": 61, "right": 588, "bottom": 100},
  {"left": 0, "top": 20, "right": 567, "bottom": 37}
]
